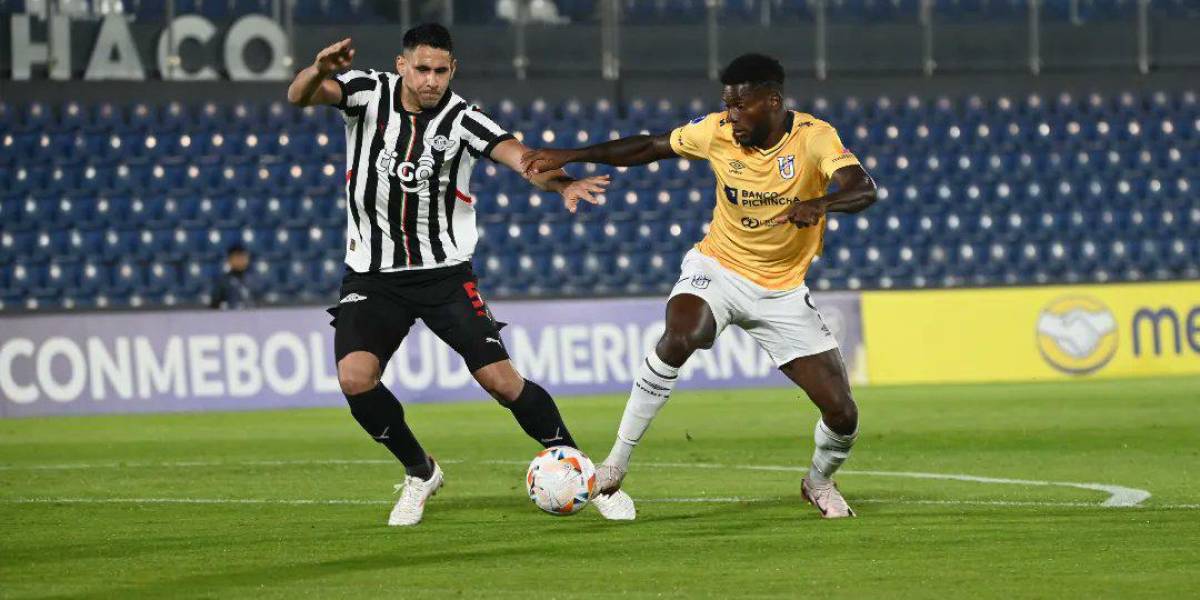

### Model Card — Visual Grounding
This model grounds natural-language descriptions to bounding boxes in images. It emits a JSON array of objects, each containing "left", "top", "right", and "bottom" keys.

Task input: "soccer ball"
[{"left": 525, "top": 446, "right": 597, "bottom": 515}]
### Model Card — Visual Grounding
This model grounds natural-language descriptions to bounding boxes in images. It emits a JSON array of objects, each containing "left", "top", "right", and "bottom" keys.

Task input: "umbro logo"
[{"left": 340, "top": 293, "right": 368, "bottom": 304}]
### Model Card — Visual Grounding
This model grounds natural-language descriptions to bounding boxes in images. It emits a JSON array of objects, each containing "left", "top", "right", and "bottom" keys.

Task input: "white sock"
[
  {"left": 604, "top": 352, "right": 680, "bottom": 470},
  {"left": 809, "top": 418, "right": 857, "bottom": 484}
]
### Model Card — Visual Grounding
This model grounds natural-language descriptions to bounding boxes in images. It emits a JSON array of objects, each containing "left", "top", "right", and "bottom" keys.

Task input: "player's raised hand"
[
  {"left": 521, "top": 148, "right": 576, "bottom": 178},
  {"left": 775, "top": 198, "right": 828, "bottom": 229},
  {"left": 314, "top": 38, "right": 355, "bottom": 75},
  {"left": 559, "top": 175, "right": 610, "bottom": 213}
]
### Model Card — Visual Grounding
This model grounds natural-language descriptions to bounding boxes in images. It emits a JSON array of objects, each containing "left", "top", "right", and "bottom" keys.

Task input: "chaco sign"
[{"left": 8, "top": 12, "right": 291, "bottom": 81}]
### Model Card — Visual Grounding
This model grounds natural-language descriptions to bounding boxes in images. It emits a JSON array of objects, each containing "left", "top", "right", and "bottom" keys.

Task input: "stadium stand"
[
  {"left": 6, "top": 0, "right": 1196, "bottom": 24},
  {"left": 2, "top": 88, "right": 1197, "bottom": 312}
]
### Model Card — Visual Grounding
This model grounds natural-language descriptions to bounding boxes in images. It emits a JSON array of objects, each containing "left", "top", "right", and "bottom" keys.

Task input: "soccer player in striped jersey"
[{"left": 286, "top": 23, "right": 633, "bottom": 525}]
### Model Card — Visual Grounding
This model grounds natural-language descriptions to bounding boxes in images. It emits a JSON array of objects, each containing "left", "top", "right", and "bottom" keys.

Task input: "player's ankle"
[
  {"left": 405, "top": 455, "right": 435, "bottom": 480},
  {"left": 806, "top": 467, "right": 833, "bottom": 486}
]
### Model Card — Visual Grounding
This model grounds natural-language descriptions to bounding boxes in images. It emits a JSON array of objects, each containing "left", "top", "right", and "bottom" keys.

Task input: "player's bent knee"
[
  {"left": 474, "top": 362, "right": 524, "bottom": 403},
  {"left": 337, "top": 354, "right": 381, "bottom": 396},
  {"left": 658, "top": 329, "right": 712, "bottom": 361},
  {"left": 338, "top": 372, "right": 379, "bottom": 396},
  {"left": 338, "top": 368, "right": 380, "bottom": 396},
  {"left": 480, "top": 378, "right": 514, "bottom": 403},
  {"left": 823, "top": 399, "right": 859, "bottom": 433},
  {"left": 486, "top": 380, "right": 525, "bottom": 403}
]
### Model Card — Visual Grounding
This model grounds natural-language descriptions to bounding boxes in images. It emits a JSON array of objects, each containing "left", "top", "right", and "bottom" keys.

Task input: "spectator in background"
[{"left": 209, "top": 243, "right": 257, "bottom": 310}]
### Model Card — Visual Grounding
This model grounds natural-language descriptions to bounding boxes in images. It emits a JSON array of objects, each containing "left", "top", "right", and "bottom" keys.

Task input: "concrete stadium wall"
[{"left": 3, "top": 12, "right": 1196, "bottom": 108}]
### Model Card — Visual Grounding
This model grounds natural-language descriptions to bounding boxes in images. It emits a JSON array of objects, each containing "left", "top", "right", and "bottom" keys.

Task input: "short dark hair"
[
  {"left": 403, "top": 23, "right": 453, "bottom": 54},
  {"left": 227, "top": 243, "right": 248, "bottom": 257},
  {"left": 719, "top": 53, "right": 784, "bottom": 90}
]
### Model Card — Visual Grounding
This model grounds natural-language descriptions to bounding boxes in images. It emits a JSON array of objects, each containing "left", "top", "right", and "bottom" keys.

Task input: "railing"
[{"left": 349, "top": 0, "right": 1189, "bottom": 79}]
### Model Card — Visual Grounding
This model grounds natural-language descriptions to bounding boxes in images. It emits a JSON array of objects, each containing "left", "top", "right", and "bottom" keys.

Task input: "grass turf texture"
[{"left": 2, "top": 376, "right": 1198, "bottom": 599}]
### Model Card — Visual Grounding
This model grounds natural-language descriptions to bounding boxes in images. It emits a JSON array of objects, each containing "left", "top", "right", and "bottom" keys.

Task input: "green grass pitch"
[{"left": 2, "top": 376, "right": 1198, "bottom": 598}]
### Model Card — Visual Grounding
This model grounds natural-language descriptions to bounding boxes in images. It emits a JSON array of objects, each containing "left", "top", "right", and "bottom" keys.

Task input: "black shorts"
[{"left": 327, "top": 263, "right": 509, "bottom": 373}]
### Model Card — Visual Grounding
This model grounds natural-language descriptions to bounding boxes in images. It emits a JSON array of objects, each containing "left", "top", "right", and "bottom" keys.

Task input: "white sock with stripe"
[
  {"left": 604, "top": 352, "right": 680, "bottom": 470},
  {"left": 809, "top": 418, "right": 858, "bottom": 484}
]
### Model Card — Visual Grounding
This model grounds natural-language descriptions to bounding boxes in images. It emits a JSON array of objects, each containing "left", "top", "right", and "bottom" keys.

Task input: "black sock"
[
  {"left": 345, "top": 384, "right": 433, "bottom": 479},
  {"left": 405, "top": 455, "right": 434, "bottom": 481},
  {"left": 500, "top": 379, "right": 578, "bottom": 449}
]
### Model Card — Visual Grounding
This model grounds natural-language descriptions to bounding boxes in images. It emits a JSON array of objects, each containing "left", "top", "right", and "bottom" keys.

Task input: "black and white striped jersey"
[{"left": 333, "top": 69, "right": 514, "bottom": 273}]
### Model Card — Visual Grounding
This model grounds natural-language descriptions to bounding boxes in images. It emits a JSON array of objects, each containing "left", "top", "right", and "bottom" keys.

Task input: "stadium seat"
[{"left": 2, "top": 87, "right": 1198, "bottom": 312}]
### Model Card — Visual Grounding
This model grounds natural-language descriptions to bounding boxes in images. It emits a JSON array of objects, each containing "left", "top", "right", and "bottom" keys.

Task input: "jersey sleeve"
[
  {"left": 807, "top": 124, "right": 860, "bottom": 178},
  {"left": 669, "top": 113, "right": 721, "bottom": 160},
  {"left": 457, "top": 107, "right": 516, "bottom": 162},
  {"left": 333, "top": 69, "right": 379, "bottom": 113}
]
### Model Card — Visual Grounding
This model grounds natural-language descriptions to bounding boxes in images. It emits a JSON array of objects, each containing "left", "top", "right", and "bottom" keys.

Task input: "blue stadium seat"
[{"left": 3, "top": 87, "right": 1199, "bottom": 311}]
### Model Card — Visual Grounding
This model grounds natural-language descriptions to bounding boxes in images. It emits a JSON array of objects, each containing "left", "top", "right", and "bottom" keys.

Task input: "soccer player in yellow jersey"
[{"left": 522, "top": 54, "right": 877, "bottom": 519}]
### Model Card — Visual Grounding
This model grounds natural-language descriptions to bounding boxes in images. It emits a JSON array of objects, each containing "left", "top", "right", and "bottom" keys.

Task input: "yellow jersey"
[{"left": 670, "top": 111, "right": 860, "bottom": 290}]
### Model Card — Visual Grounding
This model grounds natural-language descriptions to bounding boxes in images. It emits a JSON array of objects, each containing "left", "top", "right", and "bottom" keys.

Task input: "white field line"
[
  {"left": 844, "top": 469, "right": 1152, "bottom": 508},
  {"left": 482, "top": 460, "right": 1154, "bottom": 508},
  {"left": 0, "top": 458, "right": 1157, "bottom": 508}
]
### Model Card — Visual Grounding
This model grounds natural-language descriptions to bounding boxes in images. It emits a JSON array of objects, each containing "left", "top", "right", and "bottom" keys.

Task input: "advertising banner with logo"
[
  {"left": 861, "top": 281, "right": 1200, "bottom": 385},
  {"left": 0, "top": 294, "right": 864, "bottom": 418}
]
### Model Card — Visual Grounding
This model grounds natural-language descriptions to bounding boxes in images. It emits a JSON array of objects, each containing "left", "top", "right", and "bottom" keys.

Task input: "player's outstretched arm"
[
  {"left": 823, "top": 165, "right": 878, "bottom": 214},
  {"left": 777, "top": 165, "right": 878, "bottom": 229},
  {"left": 491, "top": 139, "right": 611, "bottom": 213},
  {"left": 286, "top": 38, "right": 354, "bottom": 107},
  {"left": 520, "top": 133, "right": 677, "bottom": 177}
]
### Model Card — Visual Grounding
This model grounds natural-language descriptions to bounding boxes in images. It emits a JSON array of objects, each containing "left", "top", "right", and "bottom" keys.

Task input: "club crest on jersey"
[
  {"left": 429, "top": 134, "right": 454, "bottom": 152},
  {"left": 777, "top": 155, "right": 796, "bottom": 180},
  {"left": 723, "top": 185, "right": 739, "bottom": 205}
]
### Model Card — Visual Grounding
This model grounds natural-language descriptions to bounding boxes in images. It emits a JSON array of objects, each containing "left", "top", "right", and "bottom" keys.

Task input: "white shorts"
[{"left": 669, "top": 248, "right": 839, "bottom": 367}]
